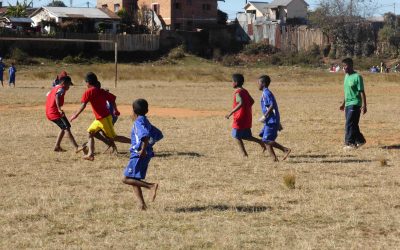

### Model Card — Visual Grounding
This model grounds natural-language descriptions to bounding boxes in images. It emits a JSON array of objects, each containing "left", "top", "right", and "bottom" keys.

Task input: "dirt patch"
[{"left": 0, "top": 104, "right": 225, "bottom": 118}]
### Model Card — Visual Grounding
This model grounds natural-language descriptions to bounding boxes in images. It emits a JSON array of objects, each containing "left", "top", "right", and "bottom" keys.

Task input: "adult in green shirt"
[{"left": 339, "top": 58, "right": 367, "bottom": 150}]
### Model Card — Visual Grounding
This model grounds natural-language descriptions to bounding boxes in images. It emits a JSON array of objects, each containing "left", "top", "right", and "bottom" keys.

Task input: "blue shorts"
[
  {"left": 260, "top": 123, "right": 278, "bottom": 142},
  {"left": 232, "top": 128, "right": 252, "bottom": 139},
  {"left": 123, "top": 154, "right": 152, "bottom": 180}
]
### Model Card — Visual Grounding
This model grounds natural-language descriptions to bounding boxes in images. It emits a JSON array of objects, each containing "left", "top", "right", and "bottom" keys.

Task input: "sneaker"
[
  {"left": 343, "top": 145, "right": 357, "bottom": 150},
  {"left": 356, "top": 142, "right": 366, "bottom": 148}
]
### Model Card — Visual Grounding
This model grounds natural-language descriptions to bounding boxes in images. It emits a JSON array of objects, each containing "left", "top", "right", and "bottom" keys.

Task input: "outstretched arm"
[{"left": 70, "top": 102, "right": 87, "bottom": 122}]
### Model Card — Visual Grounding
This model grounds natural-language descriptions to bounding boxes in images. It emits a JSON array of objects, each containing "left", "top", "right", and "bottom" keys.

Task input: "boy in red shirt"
[
  {"left": 225, "top": 73, "right": 266, "bottom": 157},
  {"left": 45, "top": 76, "right": 85, "bottom": 152},
  {"left": 70, "top": 72, "right": 129, "bottom": 161}
]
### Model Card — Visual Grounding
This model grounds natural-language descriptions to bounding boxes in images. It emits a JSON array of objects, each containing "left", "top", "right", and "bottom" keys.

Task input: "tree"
[
  {"left": 47, "top": 1, "right": 67, "bottom": 7},
  {"left": 6, "top": 0, "right": 32, "bottom": 17},
  {"left": 217, "top": 10, "right": 228, "bottom": 25}
]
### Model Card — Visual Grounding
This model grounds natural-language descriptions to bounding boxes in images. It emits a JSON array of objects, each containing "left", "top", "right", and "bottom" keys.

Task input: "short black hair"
[
  {"left": 59, "top": 76, "right": 73, "bottom": 86},
  {"left": 85, "top": 72, "right": 101, "bottom": 88},
  {"left": 259, "top": 75, "right": 271, "bottom": 87},
  {"left": 133, "top": 99, "right": 149, "bottom": 116},
  {"left": 342, "top": 58, "right": 353, "bottom": 67},
  {"left": 232, "top": 73, "right": 244, "bottom": 86}
]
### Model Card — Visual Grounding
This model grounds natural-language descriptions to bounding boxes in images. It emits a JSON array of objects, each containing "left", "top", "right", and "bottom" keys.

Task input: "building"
[
  {"left": 0, "top": 17, "right": 32, "bottom": 30},
  {"left": 30, "top": 7, "right": 120, "bottom": 33},
  {"left": 244, "top": 0, "right": 308, "bottom": 23},
  {"left": 244, "top": 1, "right": 270, "bottom": 18},
  {"left": 97, "top": 0, "right": 136, "bottom": 15},
  {"left": 137, "top": 0, "right": 222, "bottom": 30}
]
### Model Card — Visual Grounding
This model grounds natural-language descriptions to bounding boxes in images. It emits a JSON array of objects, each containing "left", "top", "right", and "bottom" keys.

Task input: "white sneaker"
[
  {"left": 343, "top": 145, "right": 357, "bottom": 150},
  {"left": 356, "top": 142, "right": 366, "bottom": 148}
]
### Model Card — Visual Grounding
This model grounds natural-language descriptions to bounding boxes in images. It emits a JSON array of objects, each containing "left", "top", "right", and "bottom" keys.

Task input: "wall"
[{"left": 286, "top": 0, "right": 307, "bottom": 19}]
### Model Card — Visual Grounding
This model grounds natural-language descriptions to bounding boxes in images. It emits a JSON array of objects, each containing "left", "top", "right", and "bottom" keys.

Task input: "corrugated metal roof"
[
  {"left": 269, "top": 0, "right": 308, "bottom": 7},
  {"left": 8, "top": 17, "right": 32, "bottom": 23},
  {"left": 40, "top": 7, "right": 119, "bottom": 19}
]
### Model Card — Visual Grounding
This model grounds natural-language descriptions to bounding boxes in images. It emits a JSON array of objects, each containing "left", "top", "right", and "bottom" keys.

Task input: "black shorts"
[{"left": 52, "top": 116, "right": 71, "bottom": 130}]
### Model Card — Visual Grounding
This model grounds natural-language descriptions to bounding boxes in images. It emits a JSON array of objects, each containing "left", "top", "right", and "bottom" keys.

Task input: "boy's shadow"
[
  {"left": 289, "top": 154, "right": 372, "bottom": 164},
  {"left": 173, "top": 204, "right": 271, "bottom": 213},
  {"left": 154, "top": 151, "right": 203, "bottom": 158},
  {"left": 381, "top": 144, "right": 400, "bottom": 150}
]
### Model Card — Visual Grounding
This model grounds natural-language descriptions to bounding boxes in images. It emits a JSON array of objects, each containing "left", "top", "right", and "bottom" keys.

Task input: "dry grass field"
[{"left": 0, "top": 59, "right": 399, "bottom": 249}]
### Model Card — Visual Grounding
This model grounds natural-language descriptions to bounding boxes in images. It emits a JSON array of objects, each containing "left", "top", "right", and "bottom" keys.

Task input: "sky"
[{"left": 2, "top": 0, "right": 398, "bottom": 18}]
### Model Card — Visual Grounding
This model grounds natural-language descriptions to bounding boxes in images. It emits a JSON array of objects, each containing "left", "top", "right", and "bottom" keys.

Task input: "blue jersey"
[
  {"left": 261, "top": 88, "right": 280, "bottom": 124},
  {"left": 130, "top": 116, "right": 153, "bottom": 156},
  {"left": 9, "top": 66, "right": 16, "bottom": 76},
  {"left": 0, "top": 63, "right": 5, "bottom": 73}
]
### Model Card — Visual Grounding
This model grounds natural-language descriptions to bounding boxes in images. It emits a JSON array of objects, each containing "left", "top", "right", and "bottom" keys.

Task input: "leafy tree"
[
  {"left": 6, "top": 0, "right": 32, "bottom": 17},
  {"left": 47, "top": 1, "right": 67, "bottom": 7},
  {"left": 217, "top": 10, "right": 228, "bottom": 25}
]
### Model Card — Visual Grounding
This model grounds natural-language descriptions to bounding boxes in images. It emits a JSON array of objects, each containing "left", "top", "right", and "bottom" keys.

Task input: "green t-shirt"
[{"left": 344, "top": 72, "right": 364, "bottom": 107}]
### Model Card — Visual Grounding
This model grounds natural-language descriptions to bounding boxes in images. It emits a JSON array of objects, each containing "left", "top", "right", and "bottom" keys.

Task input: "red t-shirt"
[
  {"left": 81, "top": 87, "right": 116, "bottom": 120},
  {"left": 232, "top": 88, "right": 253, "bottom": 129},
  {"left": 46, "top": 85, "right": 66, "bottom": 121}
]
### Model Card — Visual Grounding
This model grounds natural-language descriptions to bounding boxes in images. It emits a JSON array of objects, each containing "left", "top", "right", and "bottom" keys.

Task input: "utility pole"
[{"left": 86, "top": 1, "right": 89, "bottom": 8}]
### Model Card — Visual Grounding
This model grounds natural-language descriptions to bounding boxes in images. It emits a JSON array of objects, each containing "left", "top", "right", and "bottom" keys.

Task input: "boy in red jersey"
[
  {"left": 225, "top": 73, "right": 266, "bottom": 157},
  {"left": 45, "top": 76, "right": 85, "bottom": 152},
  {"left": 70, "top": 72, "right": 129, "bottom": 161}
]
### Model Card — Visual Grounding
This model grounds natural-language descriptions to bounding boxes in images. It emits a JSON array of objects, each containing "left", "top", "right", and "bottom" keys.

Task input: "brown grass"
[{"left": 0, "top": 60, "right": 400, "bottom": 249}]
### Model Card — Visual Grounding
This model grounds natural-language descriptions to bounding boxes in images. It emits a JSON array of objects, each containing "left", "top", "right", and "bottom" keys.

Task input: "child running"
[
  {"left": 122, "top": 99, "right": 159, "bottom": 210},
  {"left": 0, "top": 57, "right": 5, "bottom": 87},
  {"left": 258, "top": 75, "right": 291, "bottom": 161},
  {"left": 70, "top": 72, "right": 129, "bottom": 161},
  {"left": 225, "top": 73, "right": 266, "bottom": 157},
  {"left": 8, "top": 63, "right": 16, "bottom": 87},
  {"left": 45, "top": 76, "right": 85, "bottom": 152}
]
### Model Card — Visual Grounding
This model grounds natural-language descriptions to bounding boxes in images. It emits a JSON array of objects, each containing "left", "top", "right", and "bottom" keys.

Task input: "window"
[
  {"left": 202, "top": 4, "right": 211, "bottom": 11},
  {"left": 101, "top": 4, "right": 108, "bottom": 8},
  {"left": 152, "top": 3, "right": 160, "bottom": 15},
  {"left": 174, "top": 23, "right": 181, "bottom": 30},
  {"left": 175, "top": 3, "right": 181, "bottom": 10},
  {"left": 114, "top": 4, "right": 120, "bottom": 12}
]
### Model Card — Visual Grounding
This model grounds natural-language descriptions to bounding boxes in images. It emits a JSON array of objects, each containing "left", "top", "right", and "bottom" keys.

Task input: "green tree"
[
  {"left": 6, "top": 0, "right": 32, "bottom": 17},
  {"left": 47, "top": 1, "right": 67, "bottom": 7}
]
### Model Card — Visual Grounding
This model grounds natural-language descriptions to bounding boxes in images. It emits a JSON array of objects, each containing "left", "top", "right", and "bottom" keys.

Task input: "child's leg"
[
  {"left": 266, "top": 141, "right": 291, "bottom": 160},
  {"left": 54, "top": 129, "right": 65, "bottom": 151},
  {"left": 266, "top": 144, "right": 278, "bottom": 162},
  {"left": 83, "top": 133, "right": 95, "bottom": 160},
  {"left": 132, "top": 186, "right": 147, "bottom": 210},
  {"left": 122, "top": 177, "right": 159, "bottom": 209},
  {"left": 243, "top": 136, "right": 267, "bottom": 152},
  {"left": 234, "top": 138, "right": 248, "bottom": 157},
  {"left": 65, "top": 128, "right": 87, "bottom": 153}
]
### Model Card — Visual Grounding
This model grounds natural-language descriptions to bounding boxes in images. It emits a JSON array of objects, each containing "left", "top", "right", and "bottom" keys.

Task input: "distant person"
[
  {"left": 70, "top": 72, "right": 130, "bottom": 161},
  {"left": 45, "top": 76, "right": 86, "bottom": 153},
  {"left": 122, "top": 98, "right": 160, "bottom": 210},
  {"left": 8, "top": 63, "right": 16, "bottom": 87},
  {"left": 335, "top": 64, "right": 341, "bottom": 72},
  {"left": 52, "top": 70, "right": 68, "bottom": 87},
  {"left": 0, "top": 57, "right": 5, "bottom": 87},
  {"left": 329, "top": 64, "right": 336, "bottom": 73},
  {"left": 394, "top": 63, "right": 400, "bottom": 73},
  {"left": 225, "top": 73, "right": 266, "bottom": 157},
  {"left": 339, "top": 58, "right": 367, "bottom": 150},
  {"left": 380, "top": 61, "right": 386, "bottom": 73},
  {"left": 257, "top": 75, "right": 291, "bottom": 161}
]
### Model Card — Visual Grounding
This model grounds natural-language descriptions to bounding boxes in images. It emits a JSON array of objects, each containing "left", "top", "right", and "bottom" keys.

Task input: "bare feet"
[
  {"left": 54, "top": 147, "right": 66, "bottom": 152},
  {"left": 140, "top": 204, "right": 147, "bottom": 211},
  {"left": 282, "top": 148, "right": 291, "bottom": 161},
  {"left": 83, "top": 155, "right": 94, "bottom": 161},
  {"left": 261, "top": 143, "right": 267, "bottom": 153},
  {"left": 151, "top": 183, "right": 159, "bottom": 202}
]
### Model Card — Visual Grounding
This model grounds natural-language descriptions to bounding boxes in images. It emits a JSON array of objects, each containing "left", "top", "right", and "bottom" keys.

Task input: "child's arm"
[
  {"left": 139, "top": 137, "right": 149, "bottom": 158},
  {"left": 70, "top": 102, "right": 87, "bottom": 121},
  {"left": 360, "top": 91, "right": 367, "bottom": 114},
  {"left": 55, "top": 93, "right": 64, "bottom": 116},
  {"left": 225, "top": 93, "right": 242, "bottom": 119}
]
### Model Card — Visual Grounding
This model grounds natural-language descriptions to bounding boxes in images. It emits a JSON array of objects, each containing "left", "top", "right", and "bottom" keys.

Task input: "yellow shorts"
[{"left": 87, "top": 115, "right": 116, "bottom": 139}]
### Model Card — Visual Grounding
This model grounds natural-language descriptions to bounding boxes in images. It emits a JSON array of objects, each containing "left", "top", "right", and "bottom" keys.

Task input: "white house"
[
  {"left": 30, "top": 7, "right": 120, "bottom": 34},
  {"left": 244, "top": 1, "right": 270, "bottom": 18},
  {"left": 266, "top": 0, "right": 308, "bottom": 22},
  {"left": 243, "top": 0, "right": 308, "bottom": 22}
]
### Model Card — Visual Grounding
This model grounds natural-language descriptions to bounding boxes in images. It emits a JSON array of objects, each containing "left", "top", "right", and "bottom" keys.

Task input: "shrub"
[
  {"left": 221, "top": 55, "right": 241, "bottom": 67},
  {"left": 242, "top": 42, "right": 278, "bottom": 55},
  {"left": 167, "top": 46, "right": 185, "bottom": 60},
  {"left": 8, "top": 47, "right": 38, "bottom": 65},
  {"left": 283, "top": 173, "right": 296, "bottom": 189},
  {"left": 62, "top": 54, "right": 89, "bottom": 64}
]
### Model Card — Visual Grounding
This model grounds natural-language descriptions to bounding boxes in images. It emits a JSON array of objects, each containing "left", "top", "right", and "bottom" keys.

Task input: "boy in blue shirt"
[
  {"left": 258, "top": 75, "right": 291, "bottom": 161},
  {"left": 8, "top": 63, "right": 16, "bottom": 87},
  {"left": 122, "top": 99, "right": 159, "bottom": 210},
  {"left": 0, "top": 57, "right": 5, "bottom": 87}
]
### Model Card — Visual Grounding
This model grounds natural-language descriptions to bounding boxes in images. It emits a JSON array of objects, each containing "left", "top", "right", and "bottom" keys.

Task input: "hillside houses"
[{"left": 244, "top": 0, "right": 308, "bottom": 23}]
